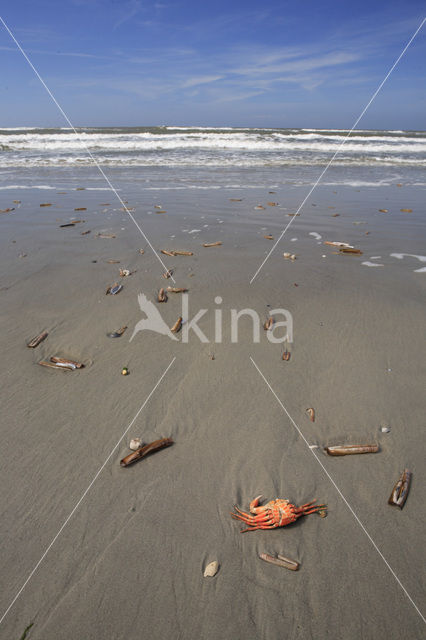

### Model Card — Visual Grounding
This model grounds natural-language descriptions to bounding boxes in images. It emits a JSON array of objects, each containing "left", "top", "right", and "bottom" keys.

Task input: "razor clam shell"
[
  {"left": 259, "top": 553, "right": 299, "bottom": 571},
  {"left": 203, "top": 561, "right": 219, "bottom": 577},
  {"left": 325, "top": 444, "right": 379, "bottom": 456}
]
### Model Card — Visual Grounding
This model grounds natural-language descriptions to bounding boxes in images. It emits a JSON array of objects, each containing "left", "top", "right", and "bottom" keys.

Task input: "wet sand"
[{"left": 0, "top": 181, "right": 425, "bottom": 639}]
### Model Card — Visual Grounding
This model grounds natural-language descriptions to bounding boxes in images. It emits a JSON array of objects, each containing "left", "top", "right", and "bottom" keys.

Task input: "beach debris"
[
  {"left": 40, "top": 203, "right": 52, "bottom": 207},
  {"left": 171, "top": 317, "right": 182, "bottom": 333},
  {"left": 267, "top": 202, "right": 278, "bottom": 206},
  {"left": 231, "top": 496, "right": 326, "bottom": 532},
  {"left": 167, "top": 286, "right": 188, "bottom": 293},
  {"left": 13, "top": 200, "right": 21, "bottom": 204},
  {"left": 306, "top": 408, "right": 315, "bottom": 422},
  {"left": 388, "top": 469, "right": 412, "bottom": 509},
  {"left": 107, "top": 326, "right": 127, "bottom": 338},
  {"left": 332, "top": 213, "right": 340, "bottom": 217},
  {"left": 0, "top": 207, "right": 15, "bottom": 213},
  {"left": 340, "top": 247, "right": 363, "bottom": 255},
  {"left": 161, "top": 249, "right": 175, "bottom": 257},
  {"left": 263, "top": 317, "right": 273, "bottom": 330},
  {"left": 163, "top": 269, "right": 173, "bottom": 279},
  {"left": 204, "top": 561, "right": 219, "bottom": 577},
  {"left": 283, "top": 252, "right": 296, "bottom": 260},
  {"left": 259, "top": 553, "right": 299, "bottom": 571},
  {"left": 27, "top": 331, "right": 48, "bottom": 348},
  {"left": 19, "top": 622, "right": 34, "bottom": 640},
  {"left": 106, "top": 282, "right": 123, "bottom": 295},
  {"left": 324, "top": 241, "right": 353, "bottom": 248},
  {"left": 39, "top": 356, "right": 84, "bottom": 371},
  {"left": 400, "top": 208, "right": 412, "bottom": 213},
  {"left": 282, "top": 349, "right": 291, "bottom": 361},
  {"left": 397, "top": 183, "right": 403, "bottom": 187},
  {"left": 138, "top": 249, "right": 145, "bottom": 254},
  {"left": 121, "top": 367, "right": 129, "bottom": 376},
  {"left": 96, "top": 233, "right": 116, "bottom": 238},
  {"left": 158, "top": 288, "right": 167, "bottom": 302},
  {"left": 229, "top": 198, "right": 242, "bottom": 201},
  {"left": 287, "top": 213, "right": 300, "bottom": 217},
  {"left": 173, "top": 250, "right": 193, "bottom": 256},
  {"left": 19, "top": 253, "right": 27, "bottom": 258},
  {"left": 380, "top": 425, "right": 391, "bottom": 433},
  {"left": 106, "top": 260, "right": 120, "bottom": 265},
  {"left": 120, "top": 437, "right": 174, "bottom": 467},
  {"left": 209, "top": 353, "right": 215, "bottom": 360},
  {"left": 325, "top": 444, "right": 379, "bottom": 456},
  {"left": 76, "top": 187, "right": 85, "bottom": 190},
  {"left": 60, "top": 223, "right": 75, "bottom": 228},
  {"left": 129, "top": 438, "right": 142, "bottom": 451},
  {"left": 74, "top": 207, "right": 87, "bottom": 211},
  {"left": 203, "top": 241, "right": 222, "bottom": 247},
  {"left": 119, "top": 268, "right": 131, "bottom": 277},
  {"left": 155, "top": 209, "right": 166, "bottom": 213},
  {"left": 81, "top": 229, "right": 91, "bottom": 235},
  {"left": 379, "top": 209, "right": 388, "bottom": 213},
  {"left": 255, "top": 205, "right": 265, "bottom": 210},
  {"left": 264, "top": 235, "right": 274, "bottom": 240},
  {"left": 154, "top": 204, "right": 163, "bottom": 209},
  {"left": 121, "top": 206, "right": 135, "bottom": 211}
]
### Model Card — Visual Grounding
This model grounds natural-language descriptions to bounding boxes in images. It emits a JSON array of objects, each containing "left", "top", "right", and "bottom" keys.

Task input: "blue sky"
[{"left": 0, "top": 0, "right": 425, "bottom": 128}]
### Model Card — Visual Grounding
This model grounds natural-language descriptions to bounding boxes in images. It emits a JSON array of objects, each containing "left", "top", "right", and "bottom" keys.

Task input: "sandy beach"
[{"left": 0, "top": 170, "right": 425, "bottom": 639}]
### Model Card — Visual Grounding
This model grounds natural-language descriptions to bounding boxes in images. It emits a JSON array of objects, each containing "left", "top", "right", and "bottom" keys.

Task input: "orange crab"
[{"left": 231, "top": 495, "right": 326, "bottom": 532}]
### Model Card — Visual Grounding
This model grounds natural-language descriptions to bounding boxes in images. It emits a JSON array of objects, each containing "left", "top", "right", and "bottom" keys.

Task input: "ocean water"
[{"left": 0, "top": 126, "right": 425, "bottom": 190}]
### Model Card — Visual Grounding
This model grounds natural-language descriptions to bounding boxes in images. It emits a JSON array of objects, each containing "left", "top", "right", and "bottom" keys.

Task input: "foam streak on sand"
[
  {"left": 0, "top": 358, "right": 176, "bottom": 628},
  {"left": 249, "top": 357, "right": 426, "bottom": 626}
]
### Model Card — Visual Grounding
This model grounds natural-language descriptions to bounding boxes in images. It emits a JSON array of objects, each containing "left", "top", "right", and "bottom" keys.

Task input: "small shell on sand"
[
  {"left": 204, "top": 561, "right": 219, "bottom": 577},
  {"left": 283, "top": 252, "right": 296, "bottom": 260},
  {"left": 129, "top": 438, "right": 142, "bottom": 451},
  {"left": 380, "top": 425, "right": 391, "bottom": 433}
]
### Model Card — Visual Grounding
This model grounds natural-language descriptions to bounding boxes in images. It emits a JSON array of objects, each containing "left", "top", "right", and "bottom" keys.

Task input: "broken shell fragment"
[
  {"left": 204, "top": 561, "right": 219, "bottom": 577},
  {"left": 325, "top": 444, "right": 379, "bottom": 456},
  {"left": 283, "top": 252, "right": 296, "bottom": 260},
  {"left": 129, "top": 438, "right": 142, "bottom": 451},
  {"left": 282, "top": 349, "right": 291, "bottom": 361},
  {"left": 259, "top": 553, "right": 299, "bottom": 571},
  {"left": 264, "top": 235, "right": 274, "bottom": 240},
  {"left": 163, "top": 269, "right": 173, "bottom": 279},
  {"left": 27, "top": 331, "right": 48, "bottom": 348},
  {"left": 158, "top": 288, "right": 167, "bottom": 302},
  {"left": 107, "top": 326, "right": 127, "bottom": 338},
  {"left": 106, "top": 282, "right": 123, "bottom": 295},
  {"left": 255, "top": 205, "right": 265, "bottom": 210},
  {"left": 388, "top": 469, "right": 412, "bottom": 508},
  {"left": 171, "top": 317, "right": 182, "bottom": 333},
  {"left": 120, "top": 437, "right": 173, "bottom": 467},
  {"left": 306, "top": 408, "right": 315, "bottom": 422},
  {"left": 324, "top": 241, "right": 354, "bottom": 248},
  {"left": 121, "top": 367, "right": 129, "bottom": 376},
  {"left": 379, "top": 209, "right": 388, "bottom": 213},
  {"left": 166, "top": 287, "right": 188, "bottom": 293},
  {"left": 119, "top": 268, "right": 131, "bottom": 277},
  {"left": 161, "top": 249, "right": 175, "bottom": 257},
  {"left": 263, "top": 317, "right": 273, "bottom": 330}
]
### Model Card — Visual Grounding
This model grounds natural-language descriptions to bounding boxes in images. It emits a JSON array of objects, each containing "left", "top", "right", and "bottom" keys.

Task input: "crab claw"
[{"left": 249, "top": 495, "right": 263, "bottom": 514}]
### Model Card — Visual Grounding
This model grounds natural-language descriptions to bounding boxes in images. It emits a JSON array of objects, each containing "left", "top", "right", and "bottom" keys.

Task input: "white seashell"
[
  {"left": 204, "top": 560, "right": 219, "bottom": 577},
  {"left": 129, "top": 438, "right": 142, "bottom": 451},
  {"left": 380, "top": 426, "right": 391, "bottom": 433}
]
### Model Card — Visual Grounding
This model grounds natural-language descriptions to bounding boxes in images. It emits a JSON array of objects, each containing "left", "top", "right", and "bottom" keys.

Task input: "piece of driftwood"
[
  {"left": 203, "top": 241, "right": 222, "bottom": 247},
  {"left": 259, "top": 553, "right": 299, "bottom": 571},
  {"left": 161, "top": 249, "right": 175, "bottom": 256},
  {"left": 27, "top": 331, "right": 48, "bottom": 348},
  {"left": 120, "top": 437, "right": 173, "bottom": 467},
  {"left": 388, "top": 469, "right": 412, "bottom": 508},
  {"left": 60, "top": 223, "right": 75, "bottom": 228},
  {"left": 325, "top": 444, "right": 379, "bottom": 456}
]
